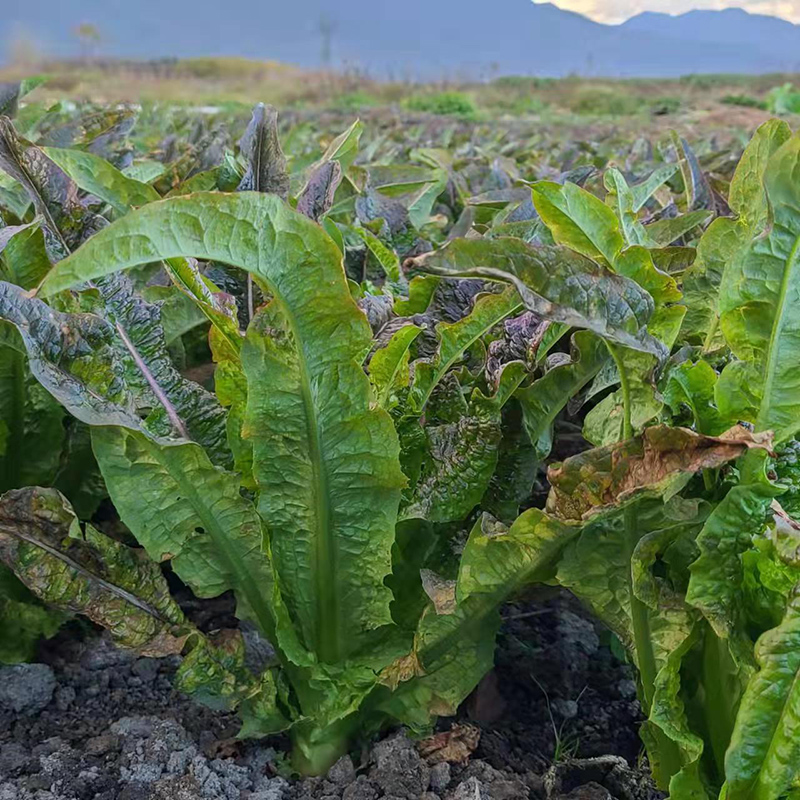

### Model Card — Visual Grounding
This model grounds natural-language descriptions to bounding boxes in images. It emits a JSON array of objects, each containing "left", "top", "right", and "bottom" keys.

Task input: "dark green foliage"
[{"left": 0, "top": 94, "right": 799, "bottom": 799}]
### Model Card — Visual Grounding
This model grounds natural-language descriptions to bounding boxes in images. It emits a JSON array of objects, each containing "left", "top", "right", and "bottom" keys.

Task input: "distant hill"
[{"left": 3, "top": 0, "right": 800, "bottom": 78}]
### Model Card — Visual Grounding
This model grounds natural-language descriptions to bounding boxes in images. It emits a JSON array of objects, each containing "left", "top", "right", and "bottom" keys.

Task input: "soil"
[{"left": 0, "top": 589, "right": 663, "bottom": 800}]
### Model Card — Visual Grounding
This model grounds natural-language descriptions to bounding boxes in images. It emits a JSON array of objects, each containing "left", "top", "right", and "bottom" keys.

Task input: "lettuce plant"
[
  {"left": 459, "top": 121, "right": 800, "bottom": 799},
  {"left": 0, "top": 108, "right": 590, "bottom": 774}
]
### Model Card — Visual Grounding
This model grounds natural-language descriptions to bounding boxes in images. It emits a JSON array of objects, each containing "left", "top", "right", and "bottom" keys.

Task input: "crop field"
[{"left": 0, "top": 71, "right": 799, "bottom": 800}]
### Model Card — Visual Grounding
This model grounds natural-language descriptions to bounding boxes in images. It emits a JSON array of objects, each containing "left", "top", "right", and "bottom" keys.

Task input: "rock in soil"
[
  {"left": 0, "top": 664, "right": 56, "bottom": 715},
  {"left": 0, "top": 592, "right": 662, "bottom": 800}
]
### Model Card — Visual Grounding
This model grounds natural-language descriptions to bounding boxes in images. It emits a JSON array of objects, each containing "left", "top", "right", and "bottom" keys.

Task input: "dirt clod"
[{"left": 0, "top": 592, "right": 661, "bottom": 800}]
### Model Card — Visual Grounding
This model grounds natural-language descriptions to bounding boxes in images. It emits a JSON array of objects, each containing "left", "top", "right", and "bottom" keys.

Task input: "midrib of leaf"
[
  {"left": 756, "top": 230, "right": 800, "bottom": 441},
  {"left": 153, "top": 441, "right": 276, "bottom": 641},
  {"left": 279, "top": 300, "right": 338, "bottom": 664}
]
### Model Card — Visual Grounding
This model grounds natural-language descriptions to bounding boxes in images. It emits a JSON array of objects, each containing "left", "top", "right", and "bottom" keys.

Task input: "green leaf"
[
  {"left": 557, "top": 496, "right": 707, "bottom": 682},
  {"left": 642, "top": 626, "right": 709, "bottom": 796},
  {"left": 393, "top": 274, "right": 439, "bottom": 315},
  {"left": 92, "top": 426, "right": 277, "bottom": 639},
  {"left": 409, "top": 237, "right": 665, "bottom": 360},
  {"left": 41, "top": 146, "right": 160, "bottom": 214},
  {"left": 719, "top": 131, "right": 800, "bottom": 443},
  {"left": 380, "top": 509, "right": 577, "bottom": 728},
  {"left": 630, "top": 164, "right": 679, "bottom": 212},
  {"left": 242, "top": 300, "right": 406, "bottom": 663},
  {"left": 0, "top": 171, "right": 29, "bottom": 218},
  {"left": 348, "top": 224, "right": 402, "bottom": 283},
  {"left": 209, "top": 325, "right": 252, "bottom": 488},
  {"left": 603, "top": 169, "right": 646, "bottom": 247},
  {"left": 408, "top": 285, "right": 522, "bottom": 413},
  {"left": 0, "top": 341, "right": 65, "bottom": 492},
  {"left": 687, "top": 480, "right": 783, "bottom": 639},
  {"left": 165, "top": 168, "right": 220, "bottom": 197},
  {"left": 0, "top": 563, "right": 63, "bottom": 664},
  {"left": 724, "top": 591, "right": 800, "bottom": 800},
  {"left": 0, "top": 220, "right": 51, "bottom": 290},
  {"left": 0, "top": 486, "right": 190, "bottom": 656},
  {"left": 664, "top": 360, "right": 736, "bottom": 436},
  {"left": 716, "top": 361, "right": 762, "bottom": 425},
  {"left": 517, "top": 330, "right": 608, "bottom": 459},
  {"left": 123, "top": 160, "right": 166, "bottom": 183},
  {"left": 458, "top": 508, "right": 578, "bottom": 601},
  {"left": 0, "top": 76, "right": 47, "bottom": 118},
  {"left": 369, "top": 324, "right": 422, "bottom": 409},
  {"left": 583, "top": 304, "right": 684, "bottom": 447},
  {"left": 683, "top": 120, "right": 790, "bottom": 344},
  {"left": 531, "top": 180, "right": 623, "bottom": 265},
  {"left": 644, "top": 211, "right": 712, "bottom": 247},
  {"left": 651, "top": 246, "right": 697, "bottom": 275},
  {"left": 0, "top": 219, "right": 37, "bottom": 253}
]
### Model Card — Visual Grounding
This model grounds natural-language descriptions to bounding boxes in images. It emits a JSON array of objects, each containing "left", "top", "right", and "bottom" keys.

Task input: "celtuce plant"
[
  {"left": 0, "top": 104, "right": 580, "bottom": 774},
  {"left": 0, "top": 85, "right": 798, "bottom": 797}
]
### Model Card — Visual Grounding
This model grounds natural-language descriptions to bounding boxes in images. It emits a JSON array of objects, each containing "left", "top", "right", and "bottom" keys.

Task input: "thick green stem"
[
  {"left": 606, "top": 343, "right": 633, "bottom": 442},
  {"left": 702, "top": 625, "right": 739, "bottom": 780},
  {"left": 606, "top": 342, "right": 683, "bottom": 785},
  {"left": 290, "top": 719, "right": 352, "bottom": 776}
]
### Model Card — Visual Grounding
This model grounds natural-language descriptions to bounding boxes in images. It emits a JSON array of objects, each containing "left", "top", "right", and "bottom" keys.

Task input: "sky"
[{"left": 537, "top": 0, "right": 800, "bottom": 23}]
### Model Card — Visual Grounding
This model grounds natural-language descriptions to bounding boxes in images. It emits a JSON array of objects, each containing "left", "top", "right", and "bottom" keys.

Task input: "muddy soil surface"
[{"left": 0, "top": 590, "right": 662, "bottom": 800}]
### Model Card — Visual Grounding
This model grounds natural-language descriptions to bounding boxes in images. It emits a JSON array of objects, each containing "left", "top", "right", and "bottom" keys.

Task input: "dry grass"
[{"left": 0, "top": 57, "right": 794, "bottom": 132}]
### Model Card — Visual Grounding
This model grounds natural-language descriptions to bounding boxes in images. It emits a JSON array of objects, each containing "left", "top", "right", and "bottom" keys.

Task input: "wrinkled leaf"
[{"left": 0, "top": 487, "right": 190, "bottom": 657}]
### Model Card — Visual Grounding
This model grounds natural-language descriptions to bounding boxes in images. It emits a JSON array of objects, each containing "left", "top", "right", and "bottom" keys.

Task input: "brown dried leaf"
[
  {"left": 420, "top": 569, "right": 457, "bottom": 615},
  {"left": 547, "top": 424, "right": 774, "bottom": 523},
  {"left": 379, "top": 649, "right": 425, "bottom": 691},
  {"left": 417, "top": 723, "right": 481, "bottom": 765}
]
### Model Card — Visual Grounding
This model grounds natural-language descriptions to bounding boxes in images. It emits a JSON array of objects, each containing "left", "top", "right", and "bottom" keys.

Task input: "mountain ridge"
[{"left": 2, "top": 0, "right": 800, "bottom": 78}]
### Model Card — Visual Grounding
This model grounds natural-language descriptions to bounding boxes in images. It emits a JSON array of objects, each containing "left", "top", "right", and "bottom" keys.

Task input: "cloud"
[{"left": 536, "top": 0, "right": 800, "bottom": 24}]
